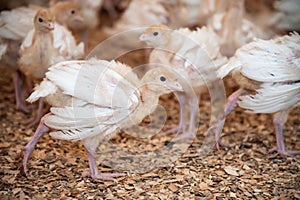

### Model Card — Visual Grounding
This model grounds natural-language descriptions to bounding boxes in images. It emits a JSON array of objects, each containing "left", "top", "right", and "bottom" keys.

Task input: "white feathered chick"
[
  {"left": 22, "top": 59, "right": 183, "bottom": 181},
  {"left": 0, "top": 2, "right": 84, "bottom": 114},
  {"left": 0, "top": 2, "right": 84, "bottom": 64},
  {"left": 207, "top": 0, "right": 266, "bottom": 57},
  {"left": 165, "top": 0, "right": 231, "bottom": 28},
  {"left": 17, "top": 8, "right": 84, "bottom": 124},
  {"left": 216, "top": 32, "right": 300, "bottom": 155},
  {"left": 140, "top": 24, "right": 228, "bottom": 140}
]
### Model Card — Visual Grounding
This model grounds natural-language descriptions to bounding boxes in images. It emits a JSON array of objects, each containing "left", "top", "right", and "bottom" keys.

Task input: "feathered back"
[
  {"left": 174, "top": 26, "right": 227, "bottom": 73},
  {"left": 45, "top": 59, "right": 141, "bottom": 109},
  {"left": 218, "top": 33, "right": 300, "bottom": 82}
]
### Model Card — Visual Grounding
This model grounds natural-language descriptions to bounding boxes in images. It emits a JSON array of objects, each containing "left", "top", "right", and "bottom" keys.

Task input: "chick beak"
[
  {"left": 47, "top": 22, "right": 54, "bottom": 30},
  {"left": 74, "top": 15, "right": 84, "bottom": 23},
  {"left": 139, "top": 34, "right": 148, "bottom": 41},
  {"left": 168, "top": 81, "right": 183, "bottom": 92}
]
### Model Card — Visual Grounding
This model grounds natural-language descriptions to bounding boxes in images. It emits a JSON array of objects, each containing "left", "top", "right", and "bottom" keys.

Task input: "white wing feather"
[
  {"left": 236, "top": 38, "right": 300, "bottom": 82},
  {"left": 218, "top": 33, "right": 300, "bottom": 81},
  {"left": 49, "top": 124, "right": 117, "bottom": 141},
  {"left": 45, "top": 105, "right": 130, "bottom": 140},
  {"left": 0, "top": 7, "right": 36, "bottom": 41},
  {"left": 46, "top": 60, "right": 140, "bottom": 109},
  {"left": 239, "top": 82, "right": 300, "bottom": 113},
  {"left": 52, "top": 23, "right": 84, "bottom": 59}
]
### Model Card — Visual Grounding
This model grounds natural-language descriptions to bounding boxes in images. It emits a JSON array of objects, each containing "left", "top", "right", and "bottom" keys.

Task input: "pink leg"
[
  {"left": 82, "top": 141, "right": 126, "bottom": 182},
  {"left": 82, "top": 30, "right": 89, "bottom": 56},
  {"left": 23, "top": 98, "right": 45, "bottom": 128},
  {"left": 172, "top": 97, "right": 198, "bottom": 141},
  {"left": 163, "top": 92, "right": 186, "bottom": 135},
  {"left": 22, "top": 114, "right": 50, "bottom": 176},
  {"left": 23, "top": 75, "right": 33, "bottom": 97},
  {"left": 269, "top": 111, "right": 300, "bottom": 156},
  {"left": 215, "top": 88, "right": 248, "bottom": 149},
  {"left": 12, "top": 71, "right": 30, "bottom": 113}
]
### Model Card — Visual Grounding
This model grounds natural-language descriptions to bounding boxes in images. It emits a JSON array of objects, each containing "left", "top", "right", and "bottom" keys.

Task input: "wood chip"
[
  {"left": 224, "top": 166, "right": 240, "bottom": 176},
  {"left": 198, "top": 182, "right": 210, "bottom": 190},
  {"left": 230, "top": 192, "right": 237, "bottom": 198},
  {"left": 168, "top": 183, "right": 179, "bottom": 192}
]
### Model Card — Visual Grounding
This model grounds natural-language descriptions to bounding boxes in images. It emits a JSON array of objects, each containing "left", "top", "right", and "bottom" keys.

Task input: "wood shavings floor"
[{"left": 0, "top": 27, "right": 299, "bottom": 200}]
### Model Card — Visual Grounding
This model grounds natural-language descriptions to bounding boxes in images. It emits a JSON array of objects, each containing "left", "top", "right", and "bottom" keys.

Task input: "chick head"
[
  {"left": 34, "top": 9, "right": 55, "bottom": 32},
  {"left": 53, "top": 2, "right": 85, "bottom": 30},
  {"left": 139, "top": 24, "right": 171, "bottom": 47},
  {"left": 142, "top": 67, "right": 183, "bottom": 95}
]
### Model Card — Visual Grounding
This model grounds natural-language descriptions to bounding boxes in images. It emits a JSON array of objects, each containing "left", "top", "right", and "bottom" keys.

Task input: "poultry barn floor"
[{"left": 0, "top": 27, "right": 299, "bottom": 200}]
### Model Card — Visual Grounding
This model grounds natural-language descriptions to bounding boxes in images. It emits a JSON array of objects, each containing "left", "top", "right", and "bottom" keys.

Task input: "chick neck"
[
  {"left": 221, "top": 0, "right": 244, "bottom": 52},
  {"left": 32, "top": 27, "right": 54, "bottom": 74},
  {"left": 162, "top": 31, "right": 186, "bottom": 53},
  {"left": 128, "top": 85, "right": 162, "bottom": 125}
]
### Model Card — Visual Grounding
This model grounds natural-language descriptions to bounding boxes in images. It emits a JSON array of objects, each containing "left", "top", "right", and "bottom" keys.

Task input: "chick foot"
[
  {"left": 270, "top": 111, "right": 299, "bottom": 156},
  {"left": 162, "top": 124, "right": 184, "bottom": 135},
  {"left": 81, "top": 171, "right": 126, "bottom": 182},
  {"left": 269, "top": 147, "right": 300, "bottom": 156},
  {"left": 171, "top": 131, "right": 195, "bottom": 142}
]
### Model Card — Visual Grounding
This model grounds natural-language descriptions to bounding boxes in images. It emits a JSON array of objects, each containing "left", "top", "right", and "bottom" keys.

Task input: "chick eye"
[
  {"left": 153, "top": 32, "right": 158, "bottom": 36},
  {"left": 160, "top": 76, "right": 166, "bottom": 82},
  {"left": 38, "top": 18, "right": 43, "bottom": 23},
  {"left": 70, "top": 10, "right": 76, "bottom": 15}
]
